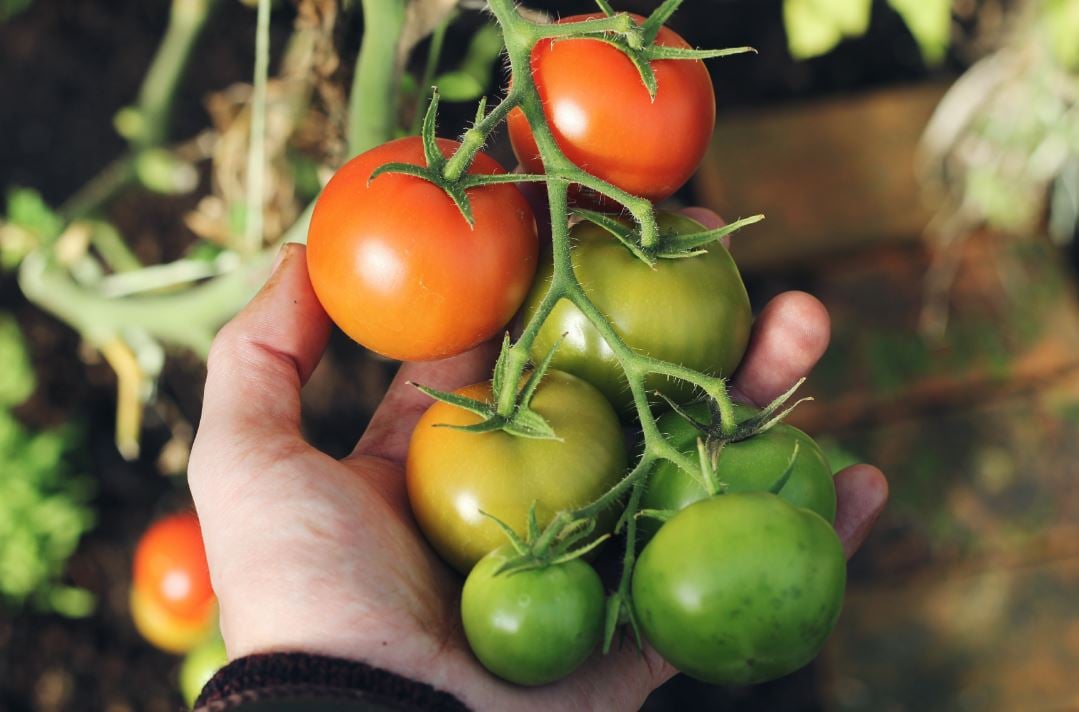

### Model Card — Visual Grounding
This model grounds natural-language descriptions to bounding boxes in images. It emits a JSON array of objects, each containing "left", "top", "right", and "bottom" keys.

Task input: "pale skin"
[{"left": 188, "top": 208, "right": 888, "bottom": 710}]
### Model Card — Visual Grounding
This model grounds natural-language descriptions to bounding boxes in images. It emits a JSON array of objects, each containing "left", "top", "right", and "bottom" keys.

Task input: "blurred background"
[{"left": 1, "top": 0, "right": 1077, "bottom": 709}]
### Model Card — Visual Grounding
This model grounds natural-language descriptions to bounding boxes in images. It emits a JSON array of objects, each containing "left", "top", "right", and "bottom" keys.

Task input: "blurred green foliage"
[
  {"left": 0, "top": 313, "right": 96, "bottom": 618},
  {"left": 783, "top": 0, "right": 951, "bottom": 64},
  {"left": 0, "top": 0, "right": 32, "bottom": 22},
  {"left": 1, "top": 187, "right": 62, "bottom": 270}
]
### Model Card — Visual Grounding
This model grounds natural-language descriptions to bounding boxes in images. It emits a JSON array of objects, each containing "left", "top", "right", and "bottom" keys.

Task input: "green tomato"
[
  {"left": 632, "top": 492, "right": 846, "bottom": 685},
  {"left": 407, "top": 370, "right": 627, "bottom": 573},
  {"left": 179, "top": 634, "right": 228, "bottom": 707},
  {"left": 461, "top": 548, "right": 605, "bottom": 686},
  {"left": 642, "top": 403, "right": 835, "bottom": 539},
  {"left": 521, "top": 211, "right": 752, "bottom": 414}
]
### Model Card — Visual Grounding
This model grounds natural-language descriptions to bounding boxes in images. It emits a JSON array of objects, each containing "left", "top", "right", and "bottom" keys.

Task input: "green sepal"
[
  {"left": 481, "top": 509, "right": 530, "bottom": 559},
  {"left": 730, "top": 378, "right": 812, "bottom": 442},
  {"left": 367, "top": 161, "right": 432, "bottom": 185},
  {"left": 573, "top": 208, "right": 656, "bottom": 266},
  {"left": 526, "top": 502, "right": 541, "bottom": 543},
  {"left": 420, "top": 89, "right": 444, "bottom": 169},
  {"left": 472, "top": 95, "right": 488, "bottom": 125},
  {"left": 549, "top": 532, "right": 609, "bottom": 565},
  {"left": 635, "top": 507, "right": 676, "bottom": 523},
  {"left": 490, "top": 333, "right": 513, "bottom": 399},
  {"left": 656, "top": 214, "right": 765, "bottom": 256},
  {"left": 643, "top": 45, "right": 757, "bottom": 62},
  {"left": 502, "top": 407, "right": 560, "bottom": 440},
  {"left": 438, "top": 417, "right": 509, "bottom": 435},
  {"left": 766, "top": 443, "right": 801, "bottom": 495},
  {"left": 602, "top": 591, "right": 643, "bottom": 654},
  {"left": 410, "top": 382, "right": 491, "bottom": 418},
  {"left": 443, "top": 182, "right": 475, "bottom": 227},
  {"left": 627, "top": 46, "right": 659, "bottom": 99},
  {"left": 518, "top": 333, "right": 563, "bottom": 409},
  {"left": 655, "top": 391, "right": 709, "bottom": 434}
]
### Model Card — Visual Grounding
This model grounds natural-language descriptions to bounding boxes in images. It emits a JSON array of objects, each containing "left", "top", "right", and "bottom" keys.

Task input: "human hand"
[{"left": 189, "top": 212, "right": 887, "bottom": 710}]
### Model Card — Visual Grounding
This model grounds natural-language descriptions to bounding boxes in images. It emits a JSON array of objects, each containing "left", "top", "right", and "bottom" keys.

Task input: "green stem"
[
  {"left": 134, "top": 0, "right": 219, "bottom": 149},
  {"left": 243, "top": 0, "right": 271, "bottom": 255},
  {"left": 442, "top": 90, "right": 522, "bottom": 181},
  {"left": 349, "top": 0, "right": 408, "bottom": 156}
]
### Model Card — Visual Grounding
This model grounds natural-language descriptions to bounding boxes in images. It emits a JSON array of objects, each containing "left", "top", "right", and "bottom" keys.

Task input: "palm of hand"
[{"left": 190, "top": 237, "right": 887, "bottom": 710}]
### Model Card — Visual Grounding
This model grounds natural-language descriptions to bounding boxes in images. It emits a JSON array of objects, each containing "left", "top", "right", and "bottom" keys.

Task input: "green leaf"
[
  {"left": 5, "top": 188, "right": 62, "bottom": 241},
  {"left": 783, "top": 0, "right": 872, "bottom": 60},
  {"left": 0, "top": 313, "right": 34, "bottom": 408},
  {"left": 887, "top": 0, "right": 951, "bottom": 66},
  {"left": 0, "top": 0, "right": 32, "bottom": 22}
]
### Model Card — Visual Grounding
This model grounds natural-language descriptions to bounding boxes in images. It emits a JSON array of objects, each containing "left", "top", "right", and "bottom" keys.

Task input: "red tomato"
[
  {"left": 133, "top": 512, "right": 214, "bottom": 623},
  {"left": 306, "top": 137, "right": 539, "bottom": 361},
  {"left": 507, "top": 14, "right": 715, "bottom": 204}
]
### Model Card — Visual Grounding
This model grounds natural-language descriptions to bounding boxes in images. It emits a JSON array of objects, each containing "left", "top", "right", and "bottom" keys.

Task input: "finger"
[
  {"left": 833, "top": 464, "right": 889, "bottom": 560},
  {"left": 193, "top": 244, "right": 331, "bottom": 464},
  {"left": 731, "top": 291, "right": 830, "bottom": 407},
  {"left": 352, "top": 339, "right": 500, "bottom": 463}
]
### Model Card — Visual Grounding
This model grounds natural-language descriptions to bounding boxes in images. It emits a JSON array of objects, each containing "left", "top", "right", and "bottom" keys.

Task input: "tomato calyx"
[
  {"left": 368, "top": 90, "right": 553, "bottom": 228},
  {"left": 577, "top": 1, "right": 756, "bottom": 100},
  {"left": 483, "top": 503, "right": 610, "bottom": 576},
  {"left": 412, "top": 335, "right": 565, "bottom": 440},
  {"left": 572, "top": 208, "right": 764, "bottom": 265},
  {"left": 656, "top": 378, "right": 813, "bottom": 494}
]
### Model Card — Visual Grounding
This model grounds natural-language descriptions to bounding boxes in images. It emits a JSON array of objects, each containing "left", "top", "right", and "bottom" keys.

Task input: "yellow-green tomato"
[
  {"left": 462, "top": 547, "right": 605, "bottom": 685},
  {"left": 406, "top": 370, "right": 627, "bottom": 573},
  {"left": 641, "top": 403, "right": 835, "bottom": 540},
  {"left": 521, "top": 211, "right": 752, "bottom": 413},
  {"left": 632, "top": 493, "right": 846, "bottom": 685},
  {"left": 179, "top": 635, "right": 228, "bottom": 707}
]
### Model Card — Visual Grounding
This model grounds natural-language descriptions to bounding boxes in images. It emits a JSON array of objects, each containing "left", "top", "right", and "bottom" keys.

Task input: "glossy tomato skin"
[
  {"left": 406, "top": 370, "right": 627, "bottom": 573},
  {"left": 632, "top": 493, "right": 846, "bottom": 685},
  {"left": 521, "top": 212, "right": 751, "bottom": 414},
  {"left": 642, "top": 403, "right": 836, "bottom": 539},
  {"left": 508, "top": 14, "right": 715, "bottom": 204},
  {"left": 307, "top": 136, "right": 538, "bottom": 361},
  {"left": 130, "top": 586, "right": 218, "bottom": 654},
  {"left": 133, "top": 512, "right": 215, "bottom": 623},
  {"left": 461, "top": 547, "right": 604, "bottom": 685}
]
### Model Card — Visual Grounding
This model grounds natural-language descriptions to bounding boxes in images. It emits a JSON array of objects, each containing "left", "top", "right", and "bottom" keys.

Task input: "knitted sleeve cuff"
[{"left": 193, "top": 652, "right": 469, "bottom": 712}]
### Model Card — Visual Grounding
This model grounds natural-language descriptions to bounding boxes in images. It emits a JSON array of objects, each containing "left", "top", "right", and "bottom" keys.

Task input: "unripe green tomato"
[
  {"left": 520, "top": 211, "right": 752, "bottom": 414},
  {"left": 641, "top": 403, "right": 835, "bottom": 540},
  {"left": 179, "top": 635, "right": 228, "bottom": 707},
  {"left": 462, "top": 547, "right": 605, "bottom": 686},
  {"left": 632, "top": 493, "right": 846, "bottom": 685}
]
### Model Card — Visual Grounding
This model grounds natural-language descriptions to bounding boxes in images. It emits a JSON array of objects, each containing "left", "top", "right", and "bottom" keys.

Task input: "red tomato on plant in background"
[
  {"left": 507, "top": 14, "right": 715, "bottom": 204},
  {"left": 133, "top": 512, "right": 214, "bottom": 623},
  {"left": 129, "top": 586, "right": 217, "bottom": 655},
  {"left": 306, "top": 136, "right": 539, "bottom": 362}
]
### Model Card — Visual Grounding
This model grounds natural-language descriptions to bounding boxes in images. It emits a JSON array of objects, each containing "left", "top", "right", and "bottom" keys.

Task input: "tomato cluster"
[
  {"left": 130, "top": 512, "right": 227, "bottom": 704},
  {"left": 307, "top": 9, "right": 845, "bottom": 691}
]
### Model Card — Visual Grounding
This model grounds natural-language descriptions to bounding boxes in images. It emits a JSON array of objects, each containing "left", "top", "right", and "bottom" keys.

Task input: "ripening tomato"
[
  {"left": 520, "top": 211, "right": 751, "bottom": 414},
  {"left": 130, "top": 586, "right": 217, "bottom": 655},
  {"left": 406, "top": 370, "right": 627, "bottom": 573},
  {"left": 307, "top": 136, "right": 538, "bottom": 361},
  {"left": 461, "top": 547, "right": 605, "bottom": 685},
  {"left": 133, "top": 512, "right": 214, "bottom": 623},
  {"left": 641, "top": 402, "right": 836, "bottom": 540},
  {"left": 507, "top": 14, "right": 715, "bottom": 204},
  {"left": 632, "top": 493, "right": 846, "bottom": 685}
]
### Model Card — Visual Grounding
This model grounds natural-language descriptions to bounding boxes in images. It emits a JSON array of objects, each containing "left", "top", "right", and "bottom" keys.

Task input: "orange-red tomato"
[
  {"left": 133, "top": 512, "right": 214, "bottom": 624},
  {"left": 306, "top": 137, "right": 539, "bottom": 361},
  {"left": 130, "top": 586, "right": 218, "bottom": 655},
  {"left": 507, "top": 14, "right": 715, "bottom": 204}
]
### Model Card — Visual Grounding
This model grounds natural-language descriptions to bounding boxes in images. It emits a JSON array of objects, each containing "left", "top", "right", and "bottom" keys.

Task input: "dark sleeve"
[{"left": 193, "top": 652, "right": 470, "bottom": 712}]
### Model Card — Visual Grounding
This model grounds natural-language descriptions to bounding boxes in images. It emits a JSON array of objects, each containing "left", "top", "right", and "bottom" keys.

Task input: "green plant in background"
[
  {"left": 0, "top": 314, "right": 95, "bottom": 618},
  {"left": 783, "top": 0, "right": 952, "bottom": 64}
]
